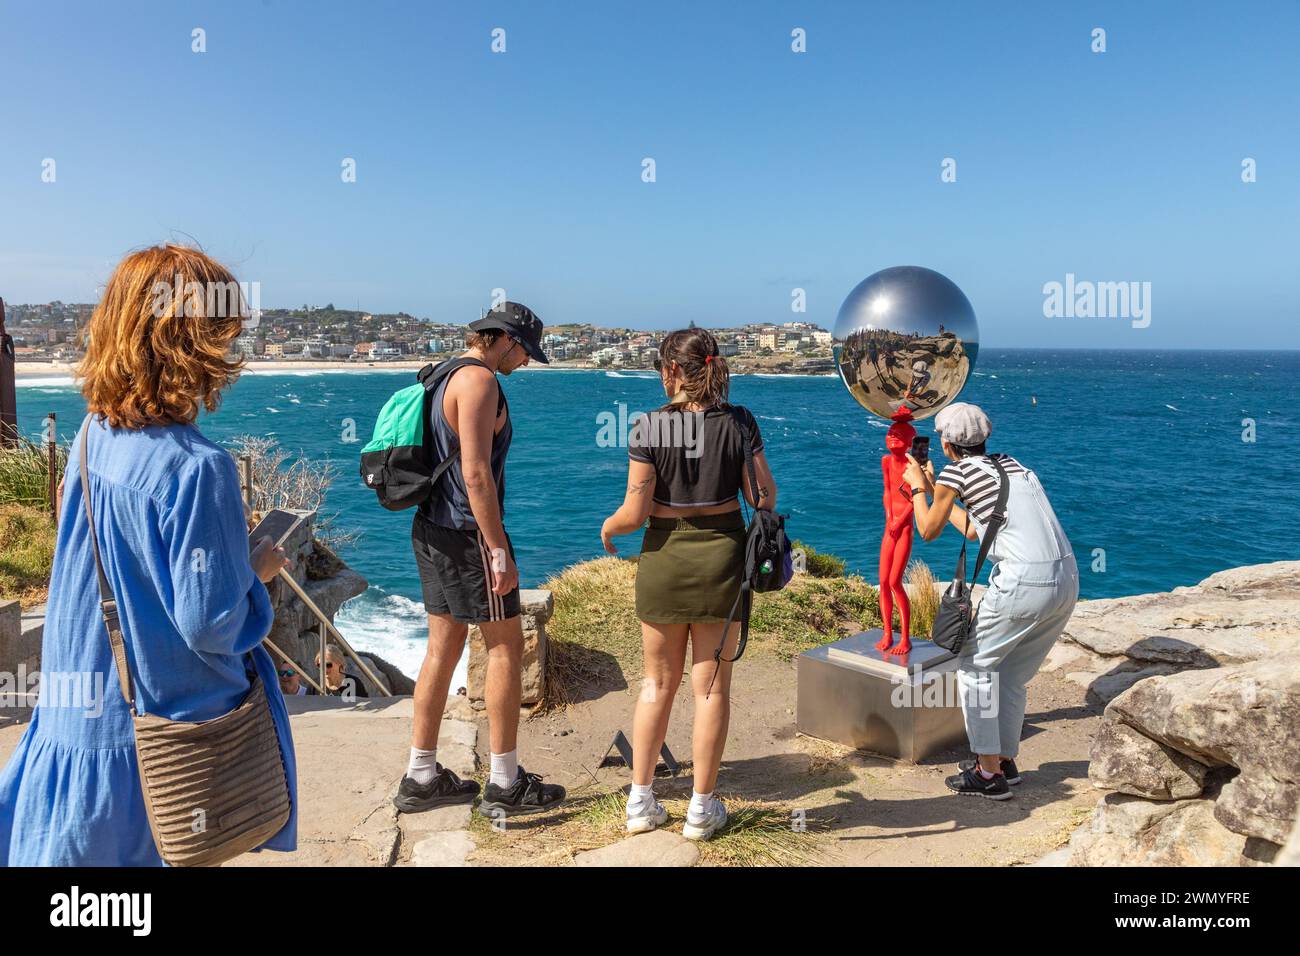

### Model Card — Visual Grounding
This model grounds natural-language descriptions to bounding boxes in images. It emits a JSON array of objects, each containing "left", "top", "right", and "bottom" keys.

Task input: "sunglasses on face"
[{"left": 278, "top": 669, "right": 295, "bottom": 678}]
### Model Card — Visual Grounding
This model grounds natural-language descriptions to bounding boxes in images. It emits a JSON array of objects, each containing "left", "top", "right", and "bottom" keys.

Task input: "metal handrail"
[
  {"left": 275, "top": 566, "right": 392, "bottom": 698},
  {"left": 263, "top": 638, "right": 326, "bottom": 696},
  {"left": 239, "top": 453, "right": 391, "bottom": 699}
]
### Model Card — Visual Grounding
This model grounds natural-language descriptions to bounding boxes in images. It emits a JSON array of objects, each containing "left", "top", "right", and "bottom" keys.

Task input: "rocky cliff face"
[
  {"left": 1051, "top": 561, "right": 1300, "bottom": 705},
  {"left": 1062, "top": 561, "right": 1300, "bottom": 867},
  {"left": 263, "top": 511, "right": 414, "bottom": 697}
]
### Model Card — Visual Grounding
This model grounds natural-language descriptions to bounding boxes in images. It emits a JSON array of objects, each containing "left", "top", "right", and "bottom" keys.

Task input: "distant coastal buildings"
[{"left": 5, "top": 302, "right": 834, "bottom": 373}]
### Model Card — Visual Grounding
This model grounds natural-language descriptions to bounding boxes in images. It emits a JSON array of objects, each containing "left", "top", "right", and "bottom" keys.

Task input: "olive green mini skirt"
[{"left": 635, "top": 512, "right": 746, "bottom": 624}]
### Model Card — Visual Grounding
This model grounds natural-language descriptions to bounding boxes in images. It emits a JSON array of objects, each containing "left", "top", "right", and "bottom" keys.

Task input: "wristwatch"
[{"left": 910, "top": 486, "right": 925, "bottom": 497}]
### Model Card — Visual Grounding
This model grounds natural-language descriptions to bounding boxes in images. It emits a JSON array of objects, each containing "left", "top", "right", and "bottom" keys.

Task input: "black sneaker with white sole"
[
  {"left": 393, "top": 766, "right": 480, "bottom": 813},
  {"left": 945, "top": 765, "right": 1013, "bottom": 800},
  {"left": 477, "top": 766, "right": 566, "bottom": 818},
  {"left": 958, "top": 757, "right": 1021, "bottom": 785}
]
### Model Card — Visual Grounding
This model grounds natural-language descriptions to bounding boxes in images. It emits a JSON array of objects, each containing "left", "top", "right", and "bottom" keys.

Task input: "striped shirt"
[{"left": 936, "top": 454, "right": 1027, "bottom": 523}]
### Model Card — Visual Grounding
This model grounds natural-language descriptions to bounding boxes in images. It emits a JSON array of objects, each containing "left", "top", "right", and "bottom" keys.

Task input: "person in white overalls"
[{"left": 903, "top": 403, "right": 1079, "bottom": 800}]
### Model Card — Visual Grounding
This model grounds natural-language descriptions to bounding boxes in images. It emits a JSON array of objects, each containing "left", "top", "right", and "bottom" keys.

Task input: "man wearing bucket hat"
[
  {"left": 902, "top": 402, "right": 1079, "bottom": 800},
  {"left": 396, "top": 301, "right": 566, "bottom": 819}
]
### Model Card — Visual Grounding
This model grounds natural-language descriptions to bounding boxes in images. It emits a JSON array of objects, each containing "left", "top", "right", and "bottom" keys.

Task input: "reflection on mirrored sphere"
[{"left": 832, "top": 265, "right": 979, "bottom": 421}]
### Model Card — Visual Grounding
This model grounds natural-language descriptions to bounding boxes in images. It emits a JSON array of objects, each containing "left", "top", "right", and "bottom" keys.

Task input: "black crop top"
[{"left": 628, "top": 404, "right": 764, "bottom": 508}]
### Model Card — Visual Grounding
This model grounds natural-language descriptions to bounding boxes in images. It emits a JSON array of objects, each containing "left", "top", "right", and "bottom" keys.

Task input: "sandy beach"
[
  {"left": 13, "top": 359, "right": 830, "bottom": 380},
  {"left": 11, "top": 359, "right": 601, "bottom": 379}
]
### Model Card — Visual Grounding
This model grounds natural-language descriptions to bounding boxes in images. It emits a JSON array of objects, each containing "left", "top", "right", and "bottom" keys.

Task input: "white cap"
[{"left": 934, "top": 402, "right": 992, "bottom": 447}]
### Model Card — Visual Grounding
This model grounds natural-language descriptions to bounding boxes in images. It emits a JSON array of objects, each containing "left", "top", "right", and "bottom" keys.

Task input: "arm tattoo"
[
  {"left": 628, "top": 477, "right": 653, "bottom": 496},
  {"left": 757, "top": 483, "right": 770, "bottom": 501}
]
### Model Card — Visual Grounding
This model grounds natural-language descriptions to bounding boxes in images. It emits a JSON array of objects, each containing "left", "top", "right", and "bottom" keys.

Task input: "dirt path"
[{"left": 472, "top": 653, "right": 1102, "bottom": 866}]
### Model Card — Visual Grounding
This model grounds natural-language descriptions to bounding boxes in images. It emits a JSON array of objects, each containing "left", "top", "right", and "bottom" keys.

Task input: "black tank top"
[{"left": 420, "top": 358, "right": 510, "bottom": 530}]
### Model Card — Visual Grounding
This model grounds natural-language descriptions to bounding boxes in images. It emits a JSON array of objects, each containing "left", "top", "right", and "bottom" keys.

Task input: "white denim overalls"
[{"left": 957, "top": 457, "right": 1079, "bottom": 758}]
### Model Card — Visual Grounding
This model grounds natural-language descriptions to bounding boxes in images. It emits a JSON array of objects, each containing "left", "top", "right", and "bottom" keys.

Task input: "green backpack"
[{"left": 358, "top": 358, "right": 498, "bottom": 511}]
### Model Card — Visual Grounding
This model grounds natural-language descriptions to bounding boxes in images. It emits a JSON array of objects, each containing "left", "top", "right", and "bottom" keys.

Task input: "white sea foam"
[
  {"left": 604, "top": 370, "right": 656, "bottom": 379},
  {"left": 14, "top": 376, "right": 75, "bottom": 388},
  {"left": 335, "top": 590, "right": 468, "bottom": 692}
]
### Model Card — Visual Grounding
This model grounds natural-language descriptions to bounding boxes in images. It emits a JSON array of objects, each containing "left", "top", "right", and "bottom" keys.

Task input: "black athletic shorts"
[{"left": 412, "top": 512, "right": 520, "bottom": 624}]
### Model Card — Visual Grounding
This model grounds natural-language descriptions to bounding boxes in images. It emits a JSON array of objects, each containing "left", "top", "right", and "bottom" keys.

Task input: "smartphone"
[
  {"left": 910, "top": 435, "right": 930, "bottom": 464},
  {"left": 248, "top": 508, "right": 305, "bottom": 552}
]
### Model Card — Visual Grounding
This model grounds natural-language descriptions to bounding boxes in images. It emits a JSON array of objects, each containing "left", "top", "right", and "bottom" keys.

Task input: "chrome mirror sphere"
[{"left": 832, "top": 266, "right": 979, "bottom": 421}]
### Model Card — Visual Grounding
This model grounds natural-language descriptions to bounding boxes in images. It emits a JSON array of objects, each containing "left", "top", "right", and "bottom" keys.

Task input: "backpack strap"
[
  {"left": 416, "top": 358, "right": 507, "bottom": 485},
  {"left": 726, "top": 404, "right": 760, "bottom": 511},
  {"left": 706, "top": 405, "right": 762, "bottom": 698}
]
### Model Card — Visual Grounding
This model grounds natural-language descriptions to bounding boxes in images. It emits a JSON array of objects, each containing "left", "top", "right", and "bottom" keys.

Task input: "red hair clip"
[{"left": 705, "top": 354, "right": 714, "bottom": 364}]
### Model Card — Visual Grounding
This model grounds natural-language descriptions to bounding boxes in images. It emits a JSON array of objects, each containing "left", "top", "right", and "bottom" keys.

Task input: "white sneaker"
[
  {"left": 682, "top": 795, "right": 728, "bottom": 841},
  {"left": 626, "top": 798, "right": 669, "bottom": 834}
]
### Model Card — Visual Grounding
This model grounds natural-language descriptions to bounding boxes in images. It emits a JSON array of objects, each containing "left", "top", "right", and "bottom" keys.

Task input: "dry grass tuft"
[
  {"left": 0, "top": 504, "right": 57, "bottom": 607},
  {"left": 540, "top": 556, "right": 642, "bottom": 709},
  {"left": 467, "top": 788, "right": 826, "bottom": 867},
  {"left": 0, "top": 437, "right": 65, "bottom": 511},
  {"left": 904, "top": 559, "right": 941, "bottom": 638}
]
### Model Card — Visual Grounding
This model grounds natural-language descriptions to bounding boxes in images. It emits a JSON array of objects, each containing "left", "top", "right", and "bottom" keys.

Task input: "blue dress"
[{"left": 0, "top": 415, "right": 298, "bottom": 865}]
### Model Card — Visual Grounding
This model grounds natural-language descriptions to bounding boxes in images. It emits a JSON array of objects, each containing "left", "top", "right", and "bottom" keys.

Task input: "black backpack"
[
  {"left": 706, "top": 407, "right": 792, "bottom": 694},
  {"left": 358, "top": 358, "right": 503, "bottom": 511}
]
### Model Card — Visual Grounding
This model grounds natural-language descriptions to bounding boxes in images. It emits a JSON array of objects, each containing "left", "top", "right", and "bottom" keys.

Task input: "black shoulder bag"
[
  {"left": 930, "top": 456, "right": 1009, "bottom": 655},
  {"left": 705, "top": 406, "right": 792, "bottom": 697}
]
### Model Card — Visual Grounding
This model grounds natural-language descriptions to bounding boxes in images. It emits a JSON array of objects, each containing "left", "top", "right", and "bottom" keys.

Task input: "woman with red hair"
[{"left": 0, "top": 245, "right": 296, "bottom": 865}]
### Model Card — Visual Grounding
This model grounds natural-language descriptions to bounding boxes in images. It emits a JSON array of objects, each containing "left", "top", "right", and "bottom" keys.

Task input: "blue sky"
[{"left": 1, "top": 1, "right": 1297, "bottom": 348}]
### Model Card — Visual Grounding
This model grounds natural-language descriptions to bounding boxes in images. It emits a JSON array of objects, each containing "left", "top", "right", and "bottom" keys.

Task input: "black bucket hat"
[{"left": 469, "top": 301, "right": 549, "bottom": 364}]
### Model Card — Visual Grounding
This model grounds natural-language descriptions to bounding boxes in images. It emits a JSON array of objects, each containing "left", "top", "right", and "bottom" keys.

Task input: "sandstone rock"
[
  {"left": 410, "top": 831, "right": 475, "bottom": 867},
  {"left": 467, "top": 589, "right": 553, "bottom": 705},
  {"left": 399, "top": 804, "right": 472, "bottom": 840},
  {"left": 1068, "top": 793, "right": 1249, "bottom": 867},
  {"left": 0, "top": 599, "right": 44, "bottom": 677},
  {"left": 1060, "top": 561, "right": 1300, "bottom": 672},
  {"left": 1107, "top": 655, "right": 1300, "bottom": 845},
  {"left": 361, "top": 651, "right": 416, "bottom": 695},
  {"left": 1277, "top": 810, "right": 1300, "bottom": 867},
  {"left": 1089, "top": 719, "right": 1208, "bottom": 800},
  {"left": 574, "top": 829, "right": 700, "bottom": 868},
  {"left": 1081, "top": 663, "right": 1180, "bottom": 705}
]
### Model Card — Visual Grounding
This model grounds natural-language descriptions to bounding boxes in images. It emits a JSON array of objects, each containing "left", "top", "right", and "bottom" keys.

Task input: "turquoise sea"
[{"left": 16, "top": 349, "right": 1298, "bottom": 677}]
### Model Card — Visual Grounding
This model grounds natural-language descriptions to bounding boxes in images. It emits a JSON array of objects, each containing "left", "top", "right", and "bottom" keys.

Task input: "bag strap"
[
  {"left": 727, "top": 404, "right": 760, "bottom": 515},
  {"left": 968, "top": 456, "right": 1010, "bottom": 585},
  {"left": 706, "top": 580, "right": 751, "bottom": 699},
  {"left": 79, "top": 418, "right": 137, "bottom": 715}
]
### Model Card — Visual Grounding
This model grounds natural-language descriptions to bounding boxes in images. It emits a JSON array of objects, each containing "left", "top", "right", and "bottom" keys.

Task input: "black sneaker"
[
  {"left": 393, "top": 766, "right": 480, "bottom": 813},
  {"left": 477, "top": 766, "right": 566, "bottom": 818},
  {"left": 945, "top": 765, "right": 1013, "bottom": 800},
  {"left": 958, "top": 757, "right": 1021, "bottom": 785}
]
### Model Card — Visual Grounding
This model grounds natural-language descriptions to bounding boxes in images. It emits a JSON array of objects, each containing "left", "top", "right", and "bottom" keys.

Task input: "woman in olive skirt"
[{"left": 600, "top": 328, "right": 777, "bottom": 840}]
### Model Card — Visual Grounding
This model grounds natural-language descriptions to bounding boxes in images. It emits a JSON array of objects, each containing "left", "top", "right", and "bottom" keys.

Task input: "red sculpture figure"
[{"left": 876, "top": 409, "right": 915, "bottom": 655}]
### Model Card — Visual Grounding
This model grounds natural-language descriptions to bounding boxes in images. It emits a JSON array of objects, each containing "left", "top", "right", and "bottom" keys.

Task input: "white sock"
[
  {"left": 628, "top": 782, "right": 655, "bottom": 812},
  {"left": 490, "top": 750, "right": 518, "bottom": 789},
  {"left": 688, "top": 790, "right": 713, "bottom": 820},
  {"left": 407, "top": 747, "right": 438, "bottom": 785}
]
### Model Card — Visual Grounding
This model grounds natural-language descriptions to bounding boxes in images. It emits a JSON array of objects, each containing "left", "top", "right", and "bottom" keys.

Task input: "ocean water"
[{"left": 16, "top": 350, "right": 1299, "bottom": 677}]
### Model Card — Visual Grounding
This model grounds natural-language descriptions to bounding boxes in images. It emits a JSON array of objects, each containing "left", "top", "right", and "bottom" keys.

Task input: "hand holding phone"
[{"left": 910, "top": 435, "right": 930, "bottom": 465}]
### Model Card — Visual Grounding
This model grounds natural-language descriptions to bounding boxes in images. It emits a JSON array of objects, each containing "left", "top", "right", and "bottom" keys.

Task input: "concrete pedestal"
[{"left": 797, "top": 629, "right": 968, "bottom": 762}]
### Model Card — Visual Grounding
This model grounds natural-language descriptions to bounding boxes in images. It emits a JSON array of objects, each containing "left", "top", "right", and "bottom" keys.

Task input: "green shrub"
[{"left": 791, "top": 539, "right": 845, "bottom": 578}]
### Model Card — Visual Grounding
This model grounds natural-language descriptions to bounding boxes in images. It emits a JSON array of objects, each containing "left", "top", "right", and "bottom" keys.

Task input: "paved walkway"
[{"left": 0, "top": 692, "right": 481, "bottom": 867}]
